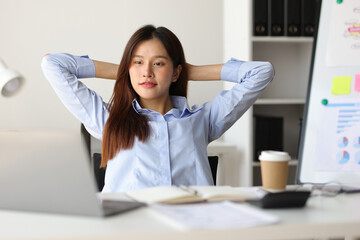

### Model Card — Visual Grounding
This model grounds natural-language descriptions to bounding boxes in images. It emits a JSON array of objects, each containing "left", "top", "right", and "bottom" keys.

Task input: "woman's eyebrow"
[
  {"left": 132, "top": 55, "right": 169, "bottom": 60},
  {"left": 154, "top": 55, "right": 169, "bottom": 59}
]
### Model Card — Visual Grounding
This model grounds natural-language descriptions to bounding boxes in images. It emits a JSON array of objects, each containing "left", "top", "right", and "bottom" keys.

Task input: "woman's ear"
[{"left": 172, "top": 65, "right": 182, "bottom": 82}]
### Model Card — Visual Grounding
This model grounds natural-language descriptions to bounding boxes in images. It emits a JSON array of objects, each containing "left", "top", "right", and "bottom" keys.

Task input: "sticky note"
[
  {"left": 331, "top": 76, "right": 352, "bottom": 95},
  {"left": 355, "top": 74, "right": 360, "bottom": 92}
]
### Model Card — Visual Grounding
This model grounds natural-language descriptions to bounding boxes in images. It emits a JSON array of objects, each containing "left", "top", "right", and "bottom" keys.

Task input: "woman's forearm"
[
  {"left": 187, "top": 63, "right": 223, "bottom": 81},
  {"left": 93, "top": 60, "right": 119, "bottom": 80}
]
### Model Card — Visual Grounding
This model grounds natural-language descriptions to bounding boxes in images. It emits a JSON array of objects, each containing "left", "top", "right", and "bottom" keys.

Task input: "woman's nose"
[{"left": 142, "top": 64, "right": 153, "bottom": 78}]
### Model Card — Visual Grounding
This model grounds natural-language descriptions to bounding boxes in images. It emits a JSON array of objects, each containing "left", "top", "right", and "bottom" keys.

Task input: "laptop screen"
[{"left": 0, "top": 129, "right": 106, "bottom": 216}]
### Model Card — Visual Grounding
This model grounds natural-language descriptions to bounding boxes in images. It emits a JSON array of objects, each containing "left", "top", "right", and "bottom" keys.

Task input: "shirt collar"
[{"left": 132, "top": 96, "right": 202, "bottom": 120}]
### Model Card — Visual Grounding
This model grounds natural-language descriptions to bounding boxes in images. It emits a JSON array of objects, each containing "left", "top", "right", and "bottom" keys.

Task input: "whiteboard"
[{"left": 297, "top": 0, "right": 360, "bottom": 187}]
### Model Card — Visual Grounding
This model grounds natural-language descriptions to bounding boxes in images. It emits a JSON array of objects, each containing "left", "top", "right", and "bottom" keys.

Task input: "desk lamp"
[{"left": 0, "top": 58, "right": 24, "bottom": 97}]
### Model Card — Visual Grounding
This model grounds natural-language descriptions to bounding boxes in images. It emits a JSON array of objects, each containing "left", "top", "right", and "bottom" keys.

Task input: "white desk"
[{"left": 1, "top": 191, "right": 360, "bottom": 240}]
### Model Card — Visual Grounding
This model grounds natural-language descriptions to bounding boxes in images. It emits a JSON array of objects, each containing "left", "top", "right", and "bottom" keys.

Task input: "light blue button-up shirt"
[{"left": 41, "top": 53, "right": 274, "bottom": 192}]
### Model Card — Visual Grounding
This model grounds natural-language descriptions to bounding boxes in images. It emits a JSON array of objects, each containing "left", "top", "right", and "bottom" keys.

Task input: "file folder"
[
  {"left": 253, "top": 0, "right": 269, "bottom": 36},
  {"left": 301, "top": 0, "right": 319, "bottom": 36},
  {"left": 270, "top": 0, "right": 285, "bottom": 36},
  {"left": 286, "top": 0, "right": 301, "bottom": 36}
]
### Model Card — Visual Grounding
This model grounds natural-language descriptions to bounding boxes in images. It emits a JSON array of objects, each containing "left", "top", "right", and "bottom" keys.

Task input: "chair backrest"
[
  {"left": 208, "top": 156, "right": 218, "bottom": 185},
  {"left": 93, "top": 153, "right": 106, "bottom": 191},
  {"left": 92, "top": 153, "right": 218, "bottom": 191},
  {"left": 81, "top": 124, "right": 219, "bottom": 191}
]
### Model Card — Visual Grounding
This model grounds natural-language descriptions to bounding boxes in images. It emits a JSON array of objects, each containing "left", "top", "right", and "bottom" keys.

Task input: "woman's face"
[{"left": 129, "top": 38, "right": 180, "bottom": 105}]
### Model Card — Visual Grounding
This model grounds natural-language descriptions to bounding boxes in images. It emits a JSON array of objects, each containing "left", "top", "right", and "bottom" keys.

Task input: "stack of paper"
[{"left": 151, "top": 201, "right": 279, "bottom": 229}]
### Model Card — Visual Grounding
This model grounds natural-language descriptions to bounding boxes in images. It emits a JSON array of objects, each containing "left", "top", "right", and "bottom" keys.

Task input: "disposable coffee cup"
[{"left": 259, "top": 150, "right": 290, "bottom": 192}]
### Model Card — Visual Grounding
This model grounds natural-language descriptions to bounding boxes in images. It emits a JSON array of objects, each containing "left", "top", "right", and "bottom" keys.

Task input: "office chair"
[
  {"left": 92, "top": 153, "right": 106, "bottom": 191},
  {"left": 81, "top": 124, "right": 219, "bottom": 191},
  {"left": 208, "top": 156, "right": 218, "bottom": 185},
  {"left": 92, "top": 153, "right": 218, "bottom": 191}
]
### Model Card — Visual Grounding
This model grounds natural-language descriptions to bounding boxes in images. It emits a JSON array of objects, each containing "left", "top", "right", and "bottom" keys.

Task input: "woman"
[{"left": 41, "top": 25, "right": 274, "bottom": 192}]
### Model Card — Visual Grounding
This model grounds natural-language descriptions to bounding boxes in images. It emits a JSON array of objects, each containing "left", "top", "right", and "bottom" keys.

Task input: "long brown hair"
[{"left": 101, "top": 25, "right": 188, "bottom": 167}]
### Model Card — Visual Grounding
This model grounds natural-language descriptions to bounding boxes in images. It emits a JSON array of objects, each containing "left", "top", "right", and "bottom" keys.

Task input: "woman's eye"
[
  {"left": 154, "top": 62, "right": 163, "bottom": 66},
  {"left": 134, "top": 60, "right": 142, "bottom": 64}
]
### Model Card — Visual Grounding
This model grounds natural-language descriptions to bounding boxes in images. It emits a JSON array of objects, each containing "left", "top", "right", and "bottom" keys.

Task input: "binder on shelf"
[
  {"left": 270, "top": 0, "right": 285, "bottom": 36},
  {"left": 253, "top": 115, "right": 284, "bottom": 161},
  {"left": 301, "top": 0, "right": 320, "bottom": 36},
  {"left": 253, "top": 0, "right": 269, "bottom": 36},
  {"left": 286, "top": 0, "right": 301, "bottom": 36}
]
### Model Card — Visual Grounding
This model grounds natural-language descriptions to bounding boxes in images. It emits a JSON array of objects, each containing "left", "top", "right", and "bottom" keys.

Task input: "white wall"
[
  {"left": 221, "top": 0, "right": 253, "bottom": 186},
  {"left": 1, "top": 0, "right": 255, "bottom": 186},
  {"left": 0, "top": 0, "right": 223, "bottom": 130}
]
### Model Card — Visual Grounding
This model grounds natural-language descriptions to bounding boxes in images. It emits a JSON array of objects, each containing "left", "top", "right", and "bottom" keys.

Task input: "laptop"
[{"left": 0, "top": 129, "right": 144, "bottom": 217}]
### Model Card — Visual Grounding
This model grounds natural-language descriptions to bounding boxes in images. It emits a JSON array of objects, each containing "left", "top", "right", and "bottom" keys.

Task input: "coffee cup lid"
[{"left": 259, "top": 150, "right": 291, "bottom": 161}]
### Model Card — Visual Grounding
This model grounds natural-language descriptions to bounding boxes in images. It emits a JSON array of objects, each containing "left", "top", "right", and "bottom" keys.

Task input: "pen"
[{"left": 179, "top": 185, "right": 199, "bottom": 196}]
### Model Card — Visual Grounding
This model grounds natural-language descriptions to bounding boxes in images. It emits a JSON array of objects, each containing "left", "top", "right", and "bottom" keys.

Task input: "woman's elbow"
[
  {"left": 41, "top": 53, "right": 54, "bottom": 71},
  {"left": 41, "top": 53, "right": 64, "bottom": 70},
  {"left": 40, "top": 53, "right": 64, "bottom": 79},
  {"left": 262, "top": 61, "right": 275, "bottom": 82},
  {"left": 43, "top": 53, "right": 51, "bottom": 59}
]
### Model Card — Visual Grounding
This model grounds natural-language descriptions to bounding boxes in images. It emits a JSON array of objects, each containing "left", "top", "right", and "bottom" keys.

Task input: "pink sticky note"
[{"left": 355, "top": 74, "right": 360, "bottom": 92}]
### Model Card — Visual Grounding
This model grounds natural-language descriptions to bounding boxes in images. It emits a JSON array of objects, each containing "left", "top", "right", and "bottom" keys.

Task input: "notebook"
[
  {"left": 0, "top": 129, "right": 144, "bottom": 217},
  {"left": 126, "top": 185, "right": 263, "bottom": 204}
]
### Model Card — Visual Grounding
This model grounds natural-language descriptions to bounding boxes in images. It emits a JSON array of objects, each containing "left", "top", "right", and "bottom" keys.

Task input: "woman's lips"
[{"left": 140, "top": 81, "right": 157, "bottom": 88}]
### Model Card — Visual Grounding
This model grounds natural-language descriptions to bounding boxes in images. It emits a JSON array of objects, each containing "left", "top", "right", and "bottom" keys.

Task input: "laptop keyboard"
[{"left": 101, "top": 200, "right": 145, "bottom": 216}]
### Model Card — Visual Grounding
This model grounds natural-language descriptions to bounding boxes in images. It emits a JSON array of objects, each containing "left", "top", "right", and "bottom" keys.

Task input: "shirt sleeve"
[
  {"left": 207, "top": 58, "right": 275, "bottom": 142},
  {"left": 41, "top": 53, "right": 108, "bottom": 139}
]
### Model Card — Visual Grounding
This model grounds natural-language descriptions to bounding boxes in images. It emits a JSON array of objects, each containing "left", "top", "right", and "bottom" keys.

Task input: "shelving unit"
[
  {"left": 221, "top": 0, "right": 315, "bottom": 187},
  {"left": 252, "top": 36, "right": 313, "bottom": 43},
  {"left": 250, "top": 35, "right": 313, "bottom": 186},
  {"left": 255, "top": 98, "right": 305, "bottom": 105}
]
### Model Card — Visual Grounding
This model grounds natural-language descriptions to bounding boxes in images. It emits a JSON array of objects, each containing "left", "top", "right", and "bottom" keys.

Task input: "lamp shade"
[{"left": 0, "top": 59, "right": 24, "bottom": 97}]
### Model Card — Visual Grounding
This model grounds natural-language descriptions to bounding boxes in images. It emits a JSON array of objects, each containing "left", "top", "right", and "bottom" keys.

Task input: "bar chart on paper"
[{"left": 314, "top": 99, "right": 360, "bottom": 171}]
